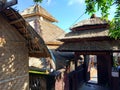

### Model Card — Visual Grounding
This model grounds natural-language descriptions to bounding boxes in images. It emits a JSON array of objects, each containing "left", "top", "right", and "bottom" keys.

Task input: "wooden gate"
[{"left": 97, "top": 55, "right": 112, "bottom": 86}]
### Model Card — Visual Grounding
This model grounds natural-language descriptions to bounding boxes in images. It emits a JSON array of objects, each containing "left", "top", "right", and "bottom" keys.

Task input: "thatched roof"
[
  {"left": 70, "top": 17, "right": 107, "bottom": 30},
  {"left": 21, "top": 4, "right": 65, "bottom": 49},
  {"left": 57, "top": 16, "right": 120, "bottom": 52},
  {"left": 21, "top": 4, "right": 57, "bottom": 22},
  {"left": 1, "top": 8, "right": 50, "bottom": 57},
  {"left": 57, "top": 40, "right": 120, "bottom": 52},
  {"left": 59, "top": 16, "right": 109, "bottom": 41},
  {"left": 39, "top": 20, "right": 65, "bottom": 42},
  {"left": 58, "top": 28, "right": 109, "bottom": 41}
]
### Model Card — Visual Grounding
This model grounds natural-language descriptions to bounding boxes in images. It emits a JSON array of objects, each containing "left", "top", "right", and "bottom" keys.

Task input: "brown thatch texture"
[
  {"left": 70, "top": 17, "right": 107, "bottom": 30},
  {"left": 21, "top": 4, "right": 57, "bottom": 22},
  {"left": 21, "top": 4, "right": 66, "bottom": 49},
  {"left": 58, "top": 28, "right": 109, "bottom": 41},
  {"left": 57, "top": 40, "right": 120, "bottom": 52},
  {"left": 1, "top": 8, "right": 50, "bottom": 58},
  {"left": 0, "top": 12, "right": 29, "bottom": 90},
  {"left": 39, "top": 20, "right": 65, "bottom": 42}
]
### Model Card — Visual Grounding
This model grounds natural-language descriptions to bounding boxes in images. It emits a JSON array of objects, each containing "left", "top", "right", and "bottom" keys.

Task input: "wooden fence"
[
  {"left": 29, "top": 71, "right": 63, "bottom": 90},
  {"left": 29, "top": 65, "right": 85, "bottom": 90}
]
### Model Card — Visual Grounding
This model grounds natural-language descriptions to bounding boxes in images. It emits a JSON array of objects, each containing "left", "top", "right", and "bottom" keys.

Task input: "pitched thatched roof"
[
  {"left": 58, "top": 28, "right": 109, "bottom": 41},
  {"left": 39, "top": 20, "right": 65, "bottom": 42},
  {"left": 21, "top": 4, "right": 66, "bottom": 49},
  {"left": 57, "top": 40, "right": 120, "bottom": 52},
  {"left": 1, "top": 8, "right": 50, "bottom": 57},
  {"left": 21, "top": 4, "right": 57, "bottom": 22},
  {"left": 59, "top": 16, "right": 109, "bottom": 41},
  {"left": 57, "top": 16, "right": 120, "bottom": 52},
  {"left": 70, "top": 17, "right": 107, "bottom": 30}
]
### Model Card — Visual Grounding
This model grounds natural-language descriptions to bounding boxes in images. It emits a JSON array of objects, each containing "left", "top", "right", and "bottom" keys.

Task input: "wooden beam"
[
  {"left": 6, "top": 12, "right": 14, "bottom": 16},
  {"left": 10, "top": 18, "right": 23, "bottom": 24}
]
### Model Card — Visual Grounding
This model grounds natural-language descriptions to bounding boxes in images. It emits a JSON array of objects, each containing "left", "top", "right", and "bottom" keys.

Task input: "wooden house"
[
  {"left": 57, "top": 15, "right": 120, "bottom": 90},
  {"left": 0, "top": 7, "right": 50, "bottom": 90}
]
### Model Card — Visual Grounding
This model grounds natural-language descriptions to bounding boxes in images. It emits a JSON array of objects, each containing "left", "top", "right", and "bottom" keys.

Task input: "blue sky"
[{"left": 14, "top": 0, "right": 116, "bottom": 32}]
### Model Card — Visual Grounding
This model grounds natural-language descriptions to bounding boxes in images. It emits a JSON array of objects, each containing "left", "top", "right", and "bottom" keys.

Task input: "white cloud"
[{"left": 68, "top": 0, "right": 85, "bottom": 6}]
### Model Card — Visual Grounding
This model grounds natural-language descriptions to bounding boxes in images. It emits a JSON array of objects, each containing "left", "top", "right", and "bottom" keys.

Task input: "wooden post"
[
  {"left": 84, "top": 55, "right": 90, "bottom": 82},
  {"left": 74, "top": 52, "right": 79, "bottom": 70},
  {"left": 108, "top": 53, "right": 113, "bottom": 88},
  {"left": 74, "top": 52, "right": 79, "bottom": 90}
]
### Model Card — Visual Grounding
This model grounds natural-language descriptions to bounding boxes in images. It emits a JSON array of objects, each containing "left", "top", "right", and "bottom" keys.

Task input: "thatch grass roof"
[
  {"left": 70, "top": 17, "right": 107, "bottom": 30},
  {"left": 58, "top": 28, "right": 109, "bottom": 41},
  {"left": 21, "top": 4, "right": 65, "bottom": 49},
  {"left": 57, "top": 40, "right": 120, "bottom": 52},
  {"left": 57, "top": 16, "right": 120, "bottom": 52},
  {"left": 21, "top": 4, "right": 57, "bottom": 22},
  {"left": 1, "top": 8, "right": 50, "bottom": 57},
  {"left": 39, "top": 20, "right": 65, "bottom": 42},
  {"left": 59, "top": 17, "right": 109, "bottom": 41}
]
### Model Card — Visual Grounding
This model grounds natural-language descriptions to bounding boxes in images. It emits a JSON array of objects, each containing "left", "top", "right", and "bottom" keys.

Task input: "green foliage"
[
  {"left": 85, "top": 0, "right": 113, "bottom": 19},
  {"left": 109, "top": 0, "right": 120, "bottom": 39},
  {"left": 85, "top": 0, "right": 120, "bottom": 39},
  {"left": 33, "top": 0, "right": 43, "bottom": 3},
  {"left": 113, "top": 56, "right": 119, "bottom": 67},
  {"left": 85, "top": 0, "right": 96, "bottom": 15},
  {"left": 109, "top": 18, "right": 120, "bottom": 39}
]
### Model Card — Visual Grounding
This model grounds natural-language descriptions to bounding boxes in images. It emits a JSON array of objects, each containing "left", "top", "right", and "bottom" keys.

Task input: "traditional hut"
[
  {"left": 21, "top": 4, "right": 65, "bottom": 50},
  {"left": 20, "top": 4, "right": 71, "bottom": 71},
  {"left": 21, "top": 4, "right": 72, "bottom": 90},
  {"left": 57, "top": 15, "right": 120, "bottom": 90},
  {"left": 0, "top": 7, "right": 50, "bottom": 90}
]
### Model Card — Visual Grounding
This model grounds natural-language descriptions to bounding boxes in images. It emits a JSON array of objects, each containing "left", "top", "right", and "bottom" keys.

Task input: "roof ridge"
[{"left": 21, "top": 4, "right": 58, "bottom": 22}]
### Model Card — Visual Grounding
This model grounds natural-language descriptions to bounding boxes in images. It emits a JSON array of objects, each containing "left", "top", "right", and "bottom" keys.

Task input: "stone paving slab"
[{"left": 78, "top": 83, "right": 110, "bottom": 90}]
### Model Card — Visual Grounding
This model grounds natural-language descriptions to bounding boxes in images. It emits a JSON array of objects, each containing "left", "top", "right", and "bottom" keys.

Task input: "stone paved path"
[{"left": 78, "top": 83, "right": 110, "bottom": 90}]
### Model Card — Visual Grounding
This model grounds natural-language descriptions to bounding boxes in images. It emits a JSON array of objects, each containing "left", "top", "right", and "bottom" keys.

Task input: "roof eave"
[{"left": 22, "top": 12, "right": 58, "bottom": 22}]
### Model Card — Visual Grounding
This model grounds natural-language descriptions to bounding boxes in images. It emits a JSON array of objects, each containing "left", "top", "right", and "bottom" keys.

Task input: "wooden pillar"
[
  {"left": 74, "top": 52, "right": 79, "bottom": 90},
  {"left": 108, "top": 53, "right": 113, "bottom": 87},
  {"left": 84, "top": 55, "right": 90, "bottom": 82},
  {"left": 74, "top": 52, "right": 79, "bottom": 70}
]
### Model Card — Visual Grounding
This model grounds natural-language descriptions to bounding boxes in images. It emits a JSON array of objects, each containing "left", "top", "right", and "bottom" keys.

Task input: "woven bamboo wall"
[{"left": 0, "top": 15, "right": 29, "bottom": 90}]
